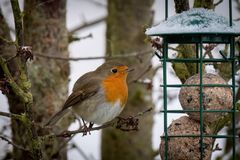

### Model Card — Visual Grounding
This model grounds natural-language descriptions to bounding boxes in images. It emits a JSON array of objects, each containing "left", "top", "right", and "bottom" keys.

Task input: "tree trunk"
[
  {"left": 101, "top": 0, "right": 154, "bottom": 160},
  {"left": 194, "top": 0, "right": 214, "bottom": 9},
  {"left": 5, "top": 0, "right": 70, "bottom": 159},
  {"left": 174, "top": 0, "right": 189, "bottom": 13}
]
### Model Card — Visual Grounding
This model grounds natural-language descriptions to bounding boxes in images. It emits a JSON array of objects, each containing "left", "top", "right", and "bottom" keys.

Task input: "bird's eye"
[{"left": 111, "top": 68, "right": 118, "bottom": 73}]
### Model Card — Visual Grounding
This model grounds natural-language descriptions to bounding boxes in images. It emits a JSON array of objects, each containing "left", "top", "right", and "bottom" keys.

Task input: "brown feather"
[{"left": 62, "top": 78, "right": 101, "bottom": 110}]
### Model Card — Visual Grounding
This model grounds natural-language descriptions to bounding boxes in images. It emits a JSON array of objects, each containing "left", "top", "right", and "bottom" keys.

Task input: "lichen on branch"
[{"left": 0, "top": 57, "right": 32, "bottom": 103}]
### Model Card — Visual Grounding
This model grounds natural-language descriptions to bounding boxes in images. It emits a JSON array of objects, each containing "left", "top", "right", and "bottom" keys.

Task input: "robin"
[{"left": 45, "top": 60, "right": 132, "bottom": 126}]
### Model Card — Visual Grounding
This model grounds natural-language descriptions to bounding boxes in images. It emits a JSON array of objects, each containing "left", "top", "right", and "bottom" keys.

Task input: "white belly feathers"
[
  {"left": 72, "top": 89, "right": 124, "bottom": 125},
  {"left": 86, "top": 100, "right": 123, "bottom": 124}
]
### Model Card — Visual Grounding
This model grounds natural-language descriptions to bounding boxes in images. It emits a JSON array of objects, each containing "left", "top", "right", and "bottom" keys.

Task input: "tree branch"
[
  {"left": 10, "top": 1, "right": 42, "bottom": 159},
  {"left": 34, "top": 49, "right": 153, "bottom": 61},
  {"left": 45, "top": 107, "right": 152, "bottom": 138},
  {"left": 0, "top": 135, "right": 30, "bottom": 152},
  {"left": 151, "top": 37, "right": 182, "bottom": 54},
  {"left": 10, "top": 0, "right": 24, "bottom": 46},
  {"left": 56, "top": 118, "right": 132, "bottom": 137},
  {"left": 9, "top": 0, "right": 33, "bottom": 104},
  {"left": 129, "top": 65, "right": 152, "bottom": 83},
  {"left": 234, "top": 17, "right": 240, "bottom": 21},
  {"left": 151, "top": 149, "right": 160, "bottom": 158},
  {"left": 0, "top": 36, "right": 15, "bottom": 45},
  {"left": 71, "top": 143, "right": 92, "bottom": 160},
  {"left": 0, "top": 57, "right": 32, "bottom": 103},
  {"left": 214, "top": 0, "right": 224, "bottom": 8},
  {"left": 0, "top": 111, "right": 11, "bottom": 118},
  {"left": 0, "top": 111, "right": 23, "bottom": 120},
  {"left": 236, "top": 0, "right": 240, "bottom": 12},
  {"left": 69, "top": 33, "right": 93, "bottom": 43},
  {"left": 69, "top": 16, "right": 106, "bottom": 34}
]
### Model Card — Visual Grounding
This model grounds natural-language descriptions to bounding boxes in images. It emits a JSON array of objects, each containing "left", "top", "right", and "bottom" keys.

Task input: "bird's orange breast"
[{"left": 102, "top": 74, "right": 128, "bottom": 107}]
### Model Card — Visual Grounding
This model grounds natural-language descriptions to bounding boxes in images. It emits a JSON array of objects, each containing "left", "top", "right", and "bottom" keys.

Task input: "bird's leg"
[
  {"left": 81, "top": 118, "right": 87, "bottom": 128},
  {"left": 89, "top": 122, "right": 94, "bottom": 129},
  {"left": 81, "top": 119, "right": 89, "bottom": 136},
  {"left": 81, "top": 119, "right": 94, "bottom": 136}
]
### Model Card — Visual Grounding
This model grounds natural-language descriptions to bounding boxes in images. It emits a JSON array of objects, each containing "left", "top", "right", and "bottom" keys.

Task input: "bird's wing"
[
  {"left": 47, "top": 88, "right": 98, "bottom": 126},
  {"left": 62, "top": 77, "right": 101, "bottom": 110}
]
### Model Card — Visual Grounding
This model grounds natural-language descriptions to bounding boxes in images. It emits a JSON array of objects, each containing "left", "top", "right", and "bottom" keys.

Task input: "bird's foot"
[{"left": 81, "top": 119, "right": 94, "bottom": 136}]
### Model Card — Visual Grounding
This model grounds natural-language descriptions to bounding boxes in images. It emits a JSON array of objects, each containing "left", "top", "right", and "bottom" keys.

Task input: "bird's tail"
[{"left": 45, "top": 108, "right": 70, "bottom": 126}]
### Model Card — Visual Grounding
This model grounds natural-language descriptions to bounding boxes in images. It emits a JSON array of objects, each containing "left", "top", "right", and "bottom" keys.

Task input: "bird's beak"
[{"left": 126, "top": 68, "right": 134, "bottom": 72}]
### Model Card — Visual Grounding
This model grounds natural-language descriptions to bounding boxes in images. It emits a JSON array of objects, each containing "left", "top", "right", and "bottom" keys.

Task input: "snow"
[{"left": 146, "top": 8, "right": 240, "bottom": 36}]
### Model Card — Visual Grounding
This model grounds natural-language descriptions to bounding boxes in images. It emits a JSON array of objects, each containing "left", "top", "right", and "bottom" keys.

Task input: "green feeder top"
[{"left": 145, "top": 8, "right": 240, "bottom": 36}]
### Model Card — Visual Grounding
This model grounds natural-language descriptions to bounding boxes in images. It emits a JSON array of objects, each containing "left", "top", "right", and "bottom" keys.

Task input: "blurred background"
[{"left": 0, "top": 0, "right": 240, "bottom": 159}]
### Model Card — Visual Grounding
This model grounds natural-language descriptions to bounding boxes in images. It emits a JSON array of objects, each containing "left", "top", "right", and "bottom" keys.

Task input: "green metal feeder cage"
[{"left": 146, "top": 1, "right": 240, "bottom": 160}]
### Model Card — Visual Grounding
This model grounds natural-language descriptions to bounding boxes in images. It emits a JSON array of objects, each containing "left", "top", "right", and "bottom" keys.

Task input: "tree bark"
[
  {"left": 25, "top": 0, "right": 70, "bottom": 159},
  {"left": 101, "top": 0, "right": 154, "bottom": 160},
  {"left": 193, "top": 0, "right": 214, "bottom": 9},
  {"left": 3, "top": 0, "right": 70, "bottom": 159},
  {"left": 174, "top": 0, "right": 189, "bottom": 13}
]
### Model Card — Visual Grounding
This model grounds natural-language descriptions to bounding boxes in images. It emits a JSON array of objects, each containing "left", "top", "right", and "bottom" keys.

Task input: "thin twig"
[
  {"left": 5, "top": 55, "right": 18, "bottom": 63},
  {"left": 151, "top": 149, "right": 160, "bottom": 158},
  {"left": 69, "top": 16, "right": 106, "bottom": 34},
  {"left": 212, "top": 143, "right": 222, "bottom": 152},
  {"left": 133, "top": 107, "right": 153, "bottom": 118},
  {"left": 34, "top": 49, "right": 153, "bottom": 61},
  {"left": 130, "top": 65, "right": 152, "bottom": 83},
  {"left": 0, "top": 135, "right": 30, "bottom": 152},
  {"left": 234, "top": 17, "right": 240, "bottom": 21},
  {"left": 236, "top": 0, "right": 240, "bottom": 13},
  {"left": 214, "top": 0, "right": 224, "bottom": 7},
  {"left": 50, "top": 136, "right": 74, "bottom": 158},
  {"left": 11, "top": 0, "right": 24, "bottom": 46},
  {"left": 0, "top": 36, "right": 15, "bottom": 45},
  {"left": 51, "top": 107, "right": 152, "bottom": 138},
  {"left": 203, "top": 44, "right": 218, "bottom": 58},
  {"left": 151, "top": 37, "right": 186, "bottom": 54},
  {"left": 168, "top": 46, "right": 181, "bottom": 52},
  {"left": 0, "top": 111, "right": 12, "bottom": 118},
  {"left": 36, "top": 0, "right": 56, "bottom": 7},
  {"left": 0, "top": 111, "right": 23, "bottom": 120},
  {"left": 71, "top": 143, "right": 91, "bottom": 160},
  {"left": 56, "top": 123, "right": 111, "bottom": 137},
  {"left": 0, "top": 125, "right": 9, "bottom": 135},
  {"left": 0, "top": 56, "right": 32, "bottom": 103},
  {"left": 69, "top": 33, "right": 93, "bottom": 43}
]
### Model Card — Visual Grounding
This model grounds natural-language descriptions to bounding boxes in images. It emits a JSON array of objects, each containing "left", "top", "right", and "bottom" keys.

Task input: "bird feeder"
[{"left": 146, "top": 1, "right": 240, "bottom": 160}]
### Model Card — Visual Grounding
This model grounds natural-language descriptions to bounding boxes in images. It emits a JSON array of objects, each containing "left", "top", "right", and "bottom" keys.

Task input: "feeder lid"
[{"left": 145, "top": 8, "right": 240, "bottom": 36}]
